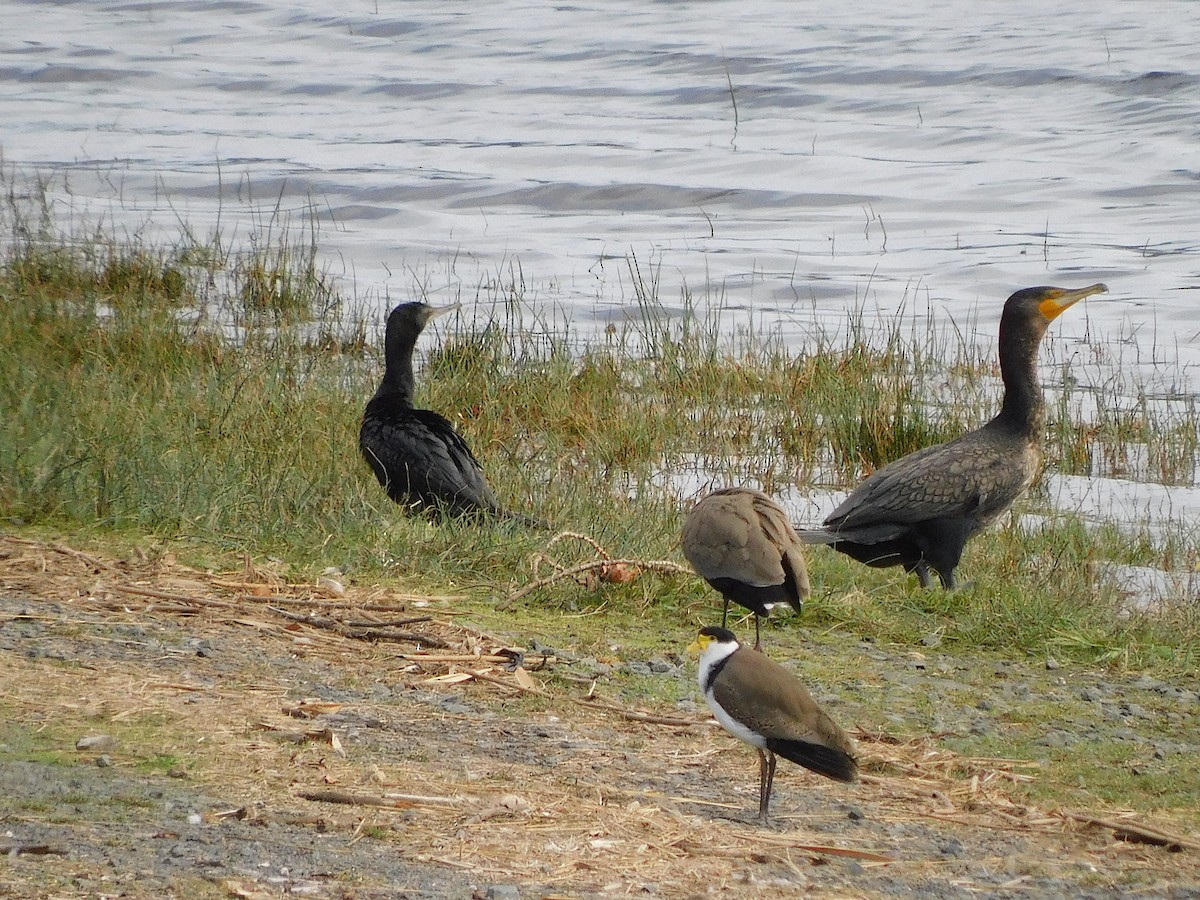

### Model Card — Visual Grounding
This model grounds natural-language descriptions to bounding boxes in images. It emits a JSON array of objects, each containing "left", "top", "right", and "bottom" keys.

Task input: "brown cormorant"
[
  {"left": 799, "top": 283, "right": 1108, "bottom": 589},
  {"left": 690, "top": 625, "right": 857, "bottom": 822},
  {"left": 360, "top": 301, "right": 546, "bottom": 527},
  {"left": 682, "top": 487, "right": 809, "bottom": 649}
]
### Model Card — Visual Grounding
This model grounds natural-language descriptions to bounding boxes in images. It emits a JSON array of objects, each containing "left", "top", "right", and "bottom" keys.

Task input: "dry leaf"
[
  {"left": 423, "top": 672, "right": 475, "bottom": 685},
  {"left": 284, "top": 699, "right": 344, "bottom": 719},
  {"left": 221, "top": 879, "right": 275, "bottom": 900},
  {"left": 599, "top": 562, "right": 638, "bottom": 584},
  {"left": 513, "top": 666, "right": 536, "bottom": 691}
]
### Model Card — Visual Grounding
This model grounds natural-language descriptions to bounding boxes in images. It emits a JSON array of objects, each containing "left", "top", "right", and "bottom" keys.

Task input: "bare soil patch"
[{"left": 1, "top": 535, "right": 1197, "bottom": 899}]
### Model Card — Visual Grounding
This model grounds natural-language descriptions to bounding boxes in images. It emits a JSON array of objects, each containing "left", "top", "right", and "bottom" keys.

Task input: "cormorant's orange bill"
[{"left": 1039, "top": 283, "right": 1108, "bottom": 320}]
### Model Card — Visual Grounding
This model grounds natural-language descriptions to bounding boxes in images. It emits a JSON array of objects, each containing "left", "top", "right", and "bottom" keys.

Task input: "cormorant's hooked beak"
[
  {"left": 428, "top": 302, "right": 461, "bottom": 320},
  {"left": 1039, "top": 283, "right": 1108, "bottom": 321}
]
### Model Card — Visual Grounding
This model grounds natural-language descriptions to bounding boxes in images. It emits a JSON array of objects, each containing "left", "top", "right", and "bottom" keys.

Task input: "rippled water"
[{"left": 3, "top": 1, "right": 1199, "bottom": 598}]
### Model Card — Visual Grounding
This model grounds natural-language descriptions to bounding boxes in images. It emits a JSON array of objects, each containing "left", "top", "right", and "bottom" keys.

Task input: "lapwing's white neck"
[{"left": 696, "top": 637, "right": 739, "bottom": 694}]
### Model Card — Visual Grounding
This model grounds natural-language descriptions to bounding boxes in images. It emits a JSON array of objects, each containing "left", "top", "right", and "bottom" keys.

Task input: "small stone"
[
  {"left": 940, "top": 837, "right": 965, "bottom": 857},
  {"left": 316, "top": 576, "right": 345, "bottom": 597},
  {"left": 1079, "top": 686, "right": 1104, "bottom": 703},
  {"left": 846, "top": 807, "right": 865, "bottom": 822},
  {"left": 486, "top": 886, "right": 521, "bottom": 900},
  {"left": 920, "top": 633, "right": 942, "bottom": 648},
  {"left": 76, "top": 734, "right": 118, "bottom": 752},
  {"left": 1045, "top": 656, "right": 1060, "bottom": 670},
  {"left": 1037, "top": 729, "right": 1076, "bottom": 748},
  {"left": 95, "top": 755, "right": 112, "bottom": 768}
]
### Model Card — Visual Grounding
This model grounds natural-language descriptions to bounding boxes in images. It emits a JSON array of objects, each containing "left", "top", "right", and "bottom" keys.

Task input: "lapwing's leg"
[
  {"left": 753, "top": 614, "right": 762, "bottom": 650},
  {"left": 757, "top": 748, "right": 777, "bottom": 822},
  {"left": 721, "top": 598, "right": 730, "bottom": 629}
]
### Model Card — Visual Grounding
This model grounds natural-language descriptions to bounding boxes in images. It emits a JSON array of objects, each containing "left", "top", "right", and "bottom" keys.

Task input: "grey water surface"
[{"left": 3, "top": 0, "right": 1199, "bottom": 597}]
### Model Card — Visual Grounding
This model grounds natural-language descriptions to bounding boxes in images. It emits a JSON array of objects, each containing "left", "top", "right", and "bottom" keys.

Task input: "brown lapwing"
[
  {"left": 682, "top": 487, "right": 809, "bottom": 648},
  {"left": 689, "top": 625, "right": 856, "bottom": 822}
]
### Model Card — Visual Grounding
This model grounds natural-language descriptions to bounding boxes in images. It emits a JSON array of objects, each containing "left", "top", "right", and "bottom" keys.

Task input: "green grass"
[{"left": 1, "top": 172, "right": 1199, "bottom": 680}]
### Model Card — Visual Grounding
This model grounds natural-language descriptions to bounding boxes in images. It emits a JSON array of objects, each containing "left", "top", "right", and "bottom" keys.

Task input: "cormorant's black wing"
[
  {"left": 823, "top": 431, "right": 1035, "bottom": 537},
  {"left": 360, "top": 401, "right": 499, "bottom": 515}
]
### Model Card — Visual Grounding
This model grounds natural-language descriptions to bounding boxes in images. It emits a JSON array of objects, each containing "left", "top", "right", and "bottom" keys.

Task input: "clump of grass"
[
  {"left": 230, "top": 202, "right": 334, "bottom": 323},
  {"left": 1, "top": 168, "right": 1198, "bottom": 676}
]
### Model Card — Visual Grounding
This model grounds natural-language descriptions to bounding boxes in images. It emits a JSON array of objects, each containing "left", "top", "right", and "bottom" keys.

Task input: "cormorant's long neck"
[
  {"left": 375, "top": 326, "right": 419, "bottom": 406},
  {"left": 995, "top": 314, "right": 1046, "bottom": 437}
]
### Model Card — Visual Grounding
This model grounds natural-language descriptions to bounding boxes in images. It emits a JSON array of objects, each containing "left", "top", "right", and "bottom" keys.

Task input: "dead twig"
[
  {"left": 0, "top": 843, "right": 69, "bottom": 857},
  {"left": 297, "top": 789, "right": 459, "bottom": 810},
  {"left": 109, "top": 583, "right": 238, "bottom": 610},
  {"left": 266, "top": 606, "right": 450, "bottom": 649},
  {"left": 1061, "top": 810, "right": 1200, "bottom": 852},
  {"left": 575, "top": 693, "right": 713, "bottom": 728},
  {"left": 3, "top": 536, "right": 119, "bottom": 572}
]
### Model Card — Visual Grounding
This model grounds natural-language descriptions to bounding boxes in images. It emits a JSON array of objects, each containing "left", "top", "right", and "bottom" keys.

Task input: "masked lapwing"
[
  {"left": 689, "top": 625, "right": 856, "bottom": 822},
  {"left": 682, "top": 487, "right": 809, "bottom": 649}
]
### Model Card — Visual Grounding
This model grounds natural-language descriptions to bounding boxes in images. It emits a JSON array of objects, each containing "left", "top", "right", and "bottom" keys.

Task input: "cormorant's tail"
[
  {"left": 494, "top": 506, "right": 552, "bottom": 530},
  {"left": 795, "top": 526, "right": 840, "bottom": 545}
]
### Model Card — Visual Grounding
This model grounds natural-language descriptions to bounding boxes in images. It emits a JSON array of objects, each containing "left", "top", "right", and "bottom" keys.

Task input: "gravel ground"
[{"left": 1, "top": 539, "right": 1199, "bottom": 899}]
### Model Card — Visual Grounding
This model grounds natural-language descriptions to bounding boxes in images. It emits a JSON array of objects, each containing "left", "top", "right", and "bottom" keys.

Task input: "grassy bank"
[{"left": 1, "top": 180, "right": 1198, "bottom": 680}]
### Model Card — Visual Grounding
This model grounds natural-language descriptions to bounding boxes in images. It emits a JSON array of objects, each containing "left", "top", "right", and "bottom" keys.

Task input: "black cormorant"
[
  {"left": 799, "top": 283, "right": 1108, "bottom": 588},
  {"left": 360, "top": 301, "right": 546, "bottom": 527},
  {"left": 681, "top": 487, "right": 809, "bottom": 649}
]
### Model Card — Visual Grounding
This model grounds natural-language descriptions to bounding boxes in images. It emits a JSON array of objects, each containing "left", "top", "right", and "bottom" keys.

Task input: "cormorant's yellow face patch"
[
  {"left": 1038, "top": 290, "right": 1069, "bottom": 320},
  {"left": 1039, "top": 283, "right": 1108, "bottom": 321}
]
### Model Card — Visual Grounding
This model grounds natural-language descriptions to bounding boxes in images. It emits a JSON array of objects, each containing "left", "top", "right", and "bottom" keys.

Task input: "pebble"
[
  {"left": 486, "top": 885, "right": 520, "bottom": 900},
  {"left": 940, "top": 837, "right": 965, "bottom": 857},
  {"left": 76, "top": 734, "right": 118, "bottom": 752},
  {"left": 1079, "top": 686, "right": 1105, "bottom": 703},
  {"left": 1037, "top": 729, "right": 1077, "bottom": 748},
  {"left": 1045, "top": 656, "right": 1060, "bottom": 670}
]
